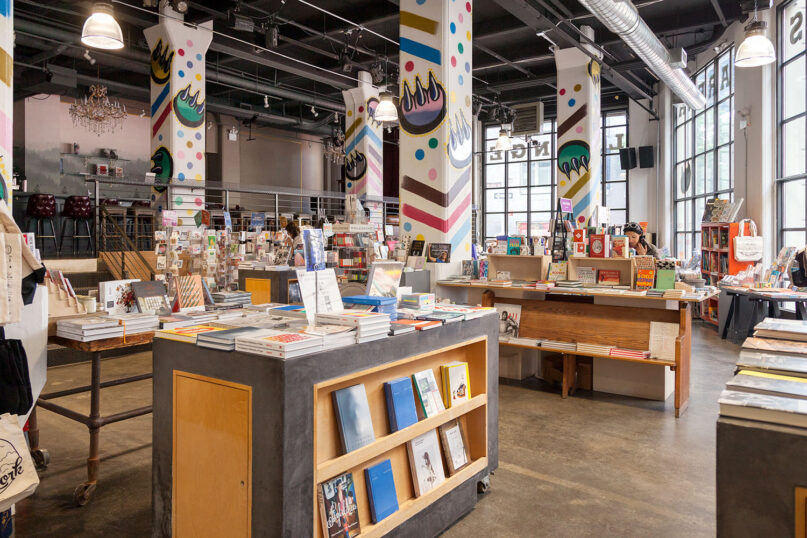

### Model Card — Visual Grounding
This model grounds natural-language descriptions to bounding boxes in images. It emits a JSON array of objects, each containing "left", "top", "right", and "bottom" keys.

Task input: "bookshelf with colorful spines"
[{"left": 700, "top": 221, "right": 755, "bottom": 325}]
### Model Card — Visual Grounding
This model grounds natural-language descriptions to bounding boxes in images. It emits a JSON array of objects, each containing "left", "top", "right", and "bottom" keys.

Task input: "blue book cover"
[
  {"left": 342, "top": 295, "right": 398, "bottom": 306},
  {"left": 364, "top": 459, "right": 399, "bottom": 523},
  {"left": 384, "top": 377, "right": 419, "bottom": 432},
  {"left": 332, "top": 384, "right": 376, "bottom": 453}
]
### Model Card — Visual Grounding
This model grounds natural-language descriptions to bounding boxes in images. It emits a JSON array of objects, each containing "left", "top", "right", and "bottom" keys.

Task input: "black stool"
[
  {"left": 25, "top": 193, "right": 59, "bottom": 256},
  {"left": 60, "top": 195, "right": 93, "bottom": 256}
]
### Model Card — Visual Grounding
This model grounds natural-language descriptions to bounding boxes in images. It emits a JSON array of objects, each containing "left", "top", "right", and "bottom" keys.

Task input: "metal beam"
[
  {"left": 710, "top": 0, "right": 729, "bottom": 27},
  {"left": 474, "top": 42, "right": 535, "bottom": 78},
  {"left": 25, "top": 44, "right": 68, "bottom": 65}
]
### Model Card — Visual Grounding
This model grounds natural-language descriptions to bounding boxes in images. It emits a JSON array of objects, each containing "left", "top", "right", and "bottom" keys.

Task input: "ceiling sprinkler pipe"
[{"left": 576, "top": 0, "right": 707, "bottom": 110}]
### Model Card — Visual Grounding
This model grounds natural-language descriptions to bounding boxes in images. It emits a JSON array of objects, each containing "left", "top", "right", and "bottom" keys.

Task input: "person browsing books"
[
  {"left": 624, "top": 222, "right": 661, "bottom": 259},
  {"left": 285, "top": 221, "right": 304, "bottom": 264}
]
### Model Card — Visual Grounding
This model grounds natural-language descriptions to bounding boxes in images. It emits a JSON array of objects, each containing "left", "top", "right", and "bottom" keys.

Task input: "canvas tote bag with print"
[
  {"left": 0, "top": 413, "right": 40, "bottom": 512},
  {"left": 734, "top": 219, "right": 764, "bottom": 262}
]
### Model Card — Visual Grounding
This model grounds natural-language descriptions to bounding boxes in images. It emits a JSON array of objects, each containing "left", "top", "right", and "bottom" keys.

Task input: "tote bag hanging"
[
  {"left": 0, "top": 413, "right": 40, "bottom": 512},
  {"left": 734, "top": 219, "right": 763, "bottom": 262}
]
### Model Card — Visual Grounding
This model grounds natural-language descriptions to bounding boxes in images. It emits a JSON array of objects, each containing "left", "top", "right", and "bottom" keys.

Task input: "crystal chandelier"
[
  {"left": 69, "top": 84, "right": 127, "bottom": 136},
  {"left": 323, "top": 128, "right": 346, "bottom": 165}
]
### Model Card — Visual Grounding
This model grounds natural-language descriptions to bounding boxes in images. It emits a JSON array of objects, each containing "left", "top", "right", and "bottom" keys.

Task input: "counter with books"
[{"left": 152, "top": 314, "right": 498, "bottom": 537}]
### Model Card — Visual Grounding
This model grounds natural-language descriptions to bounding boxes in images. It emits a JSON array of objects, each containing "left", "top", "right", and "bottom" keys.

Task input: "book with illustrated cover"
[
  {"left": 385, "top": 376, "right": 419, "bottom": 432},
  {"left": 412, "top": 369, "right": 445, "bottom": 419},
  {"left": 332, "top": 384, "right": 375, "bottom": 453},
  {"left": 441, "top": 362, "right": 471, "bottom": 408},
  {"left": 611, "top": 236, "right": 629, "bottom": 258},
  {"left": 597, "top": 269, "right": 621, "bottom": 285},
  {"left": 196, "top": 326, "right": 264, "bottom": 351},
  {"left": 576, "top": 266, "right": 596, "bottom": 285},
  {"left": 547, "top": 261, "right": 568, "bottom": 281},
  {"left": 303, "top": 228, "right": 326, "bottom": 272},
  {"left": 407, "top": 429, "right": 446, "bottom": 497},
  {"left": 507, "top": 237, "right": 521, "bottom": 255},
  {"left": 155, "top": 325, "right": 226, "bottom": 343},
  {"left": 99, "top": 279, "right": 140, "bottom": 314},
  {"left": 439, "top": 419, "right": 470, "bottom": 475},
  {"left": 317, "top": 472, "right": 360, "bottom": 538},
  {"left": 364, "top": 459, "right": 399, "bottom": 524},
  {"left": 132, "top": 280, "right": 172, "bottom": 316},
  {"left": 392, "top": 319, "right": 441, "bottom": 331},
  {"left": 427, "top": 243, "right": 451, "bottom": 263},
  {"left": 409, "top": 239, "right": 425, "bottom": 257},
  {"left": 175, "top": 275, "right": 205, "bottom": 312},
  {"left": 494, "top": 303, "right": 521, "bottom": 340},
  {"left": 236, "top": 329, "right": 323, "bottom": 352}
]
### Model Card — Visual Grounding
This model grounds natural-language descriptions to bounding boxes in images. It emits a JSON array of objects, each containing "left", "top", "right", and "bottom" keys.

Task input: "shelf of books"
[
  {"left": 486, "top": 254, "right": 550, "bottom": 282},
  {"left": 567, "top": 256, "right": 635, "bottom": 287},
  {"left": 699, "top": 222, "right": 754, "bottom": 325},
  {"left": 313, "top": 337, "right": 488, "bottom": 538}
]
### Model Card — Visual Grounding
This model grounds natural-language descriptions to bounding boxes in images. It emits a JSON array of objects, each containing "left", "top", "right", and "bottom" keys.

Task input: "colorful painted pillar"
[
  {"left": 0, "top": 0, "right": 12, "bottom": 202},
  {"left": 144, "top": 14, "right": 212, "bottom": 226},
  {"left": 554, "top": 47, "right": 602, "bottom": 226},
  {"left": 343, "top": 71, "right": 383, "bottom": 199},
  {"left": 399, "top": 0, "right": 473, "bottom": 260}
]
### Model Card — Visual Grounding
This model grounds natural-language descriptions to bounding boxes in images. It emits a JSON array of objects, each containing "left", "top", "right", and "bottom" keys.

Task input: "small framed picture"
[
  {"left": 438, "top": 419, "right": 470, "bottom": 476},
  {"left": 427, "top": 243, "right": 452, "bottom": 263},
  {"left": 95, "top": 164, "right": 109, "bottom": 176}
]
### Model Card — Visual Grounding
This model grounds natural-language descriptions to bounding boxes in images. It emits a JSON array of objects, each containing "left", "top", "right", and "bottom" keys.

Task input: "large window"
[
  {"left": 673, "top": 47, "right": 735, "bottom": 258},
  {"left": 482, "top": 111, "right": 629, "bottom": 240},
  {"left": 778, "top": 0, "right": 807, "bottom": 248}
]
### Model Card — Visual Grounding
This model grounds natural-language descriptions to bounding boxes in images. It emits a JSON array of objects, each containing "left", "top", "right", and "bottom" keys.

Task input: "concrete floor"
[{"left": 14, "top": 323, "right": 737, "bottom": 537}]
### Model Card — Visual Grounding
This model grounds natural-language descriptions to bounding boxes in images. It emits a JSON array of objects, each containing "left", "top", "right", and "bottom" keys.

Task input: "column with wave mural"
[
  {"left": 144, "top": 16, "right": 212, "bottom": 226},
  {"left": 399, "top": 0, "right": 473, "bottom": 261},
  {"left": 554, "top": 48, "right": 602, "bottom": 226},
  {"left": 342, "top": 71, "right": 383, "bottom": 199},
  {"left": 0, "top": 0, "right": 12, "bottom": 203}
]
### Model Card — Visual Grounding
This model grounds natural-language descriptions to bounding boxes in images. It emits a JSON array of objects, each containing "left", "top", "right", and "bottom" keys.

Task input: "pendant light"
[
  {"left": 374, "top": 91, "right": 399, "bottom": 124},
  {"left": 81, "top": 3, "right": 124, "bottom": 50},
  {"left": 494, "top": 128, "right": 512, "bottom": 152},
  {"left": 735, "top": 2, "right": 775, "bottom": 68}
]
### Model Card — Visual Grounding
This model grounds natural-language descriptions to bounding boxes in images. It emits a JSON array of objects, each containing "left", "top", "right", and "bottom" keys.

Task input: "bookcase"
[
  {"left": 700, "top": 222, "right": 754, "bottom": 325},
  {"left": 313, "top": 337, "right": 488, "bottom": 537},
  {"left": 486, "top": 254, "right": 550, "bottom": 281},
  {"left": 567, "top": 256, "right": 635, "bottom": 287}
]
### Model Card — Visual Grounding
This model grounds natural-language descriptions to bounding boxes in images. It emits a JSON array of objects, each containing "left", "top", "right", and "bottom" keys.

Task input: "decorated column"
[
  {"left": 399, "top": 0, "right": 473, "bottom": 259},
  {"left": 0, "top": 0, "right": 12, "bottom": 202},
  {"left": 554, "top": 48, "right": 601, "bottom": 225},
  {"left": 342, "top": 71, "right": 383, "bottom": 199},
  {"left": 144, "top": 15, "right": 212, "bottom": 226}
]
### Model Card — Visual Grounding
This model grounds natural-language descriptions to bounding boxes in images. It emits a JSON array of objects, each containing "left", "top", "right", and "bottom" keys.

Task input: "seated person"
[{"left": 624, "top": 222, "right": 661, "bottom": 259}]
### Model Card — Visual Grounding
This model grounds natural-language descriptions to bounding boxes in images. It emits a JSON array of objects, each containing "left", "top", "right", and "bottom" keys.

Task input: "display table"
[
  {"left": 237, "top": 268, "right": 298, "bottom": 304},
  {"left": 152, "top": 317, "right": 499, "bottom": 537}
]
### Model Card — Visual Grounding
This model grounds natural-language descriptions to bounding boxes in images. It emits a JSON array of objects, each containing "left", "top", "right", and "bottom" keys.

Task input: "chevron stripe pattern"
[
  {"left": 0, "top": 0, "right": 12, "bottom": 202},
  {"left": 342, "top": 82, "right": 383, "bottom": 198},
  {"left": 399, "top": 0, "right": 472, "bottom": 259}
]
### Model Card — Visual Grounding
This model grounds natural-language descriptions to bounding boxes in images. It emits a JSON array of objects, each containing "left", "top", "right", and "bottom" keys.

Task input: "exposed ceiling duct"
[{"left": 576, "top": 0, "right": 707, "bottom": 110}]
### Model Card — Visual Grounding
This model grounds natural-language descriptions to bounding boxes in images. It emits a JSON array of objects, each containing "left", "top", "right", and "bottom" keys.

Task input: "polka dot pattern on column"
[
  {"left": 415, "top": 149, "right": 425, "bottom": 160},
  {"left": 559, "top": 88, "right": 566, "bottom": 95},
  {"left": 450, "top": 22, "right": 456, "bottom": 33},
  {"left": 575, "top": 126, "right": 583, "bottom": 133},
  {"left": 458, "top": 75, "right": 464, "bottom": 85},
  {"left": 177, "top": 150, "right": 185, "bottom": 159},
  {"left": 568, "top": 98, "right": 576, "bottom": 107},
  {"left": 179, "top": 70, "right": 185, "bottom": 77},
  {"left": 465, "top": 62, "right": 470, "bottom": 73},
  {"left": 466, "top": 2, "right": 471, "bottom": 12},
  {"left": 186, "top": 141, "right": 193, "bottom": 148},
  {"left": 195, "top": 198, "right": 203, "bottom": 206},
  {"left": 178, "top": 49, "right": 184, "bottom": 56},
  {"left": 574, "top": 83, "right": 582, "bottom": 92},
  {"left": 186, "top": 61, "right": 193, "bottom": 68},
  {"left": 451, "top": 56, "right": 456, "bottom": 67},
  {"left": 195, "top": 132, "right": 202, "bottom": 140},
  {"left": 428, "top": 168, "right": 437, "bottom": 180},
  {"left": 179, "top": 173, "right": 185, "bottom": 180},
  {"left": 405, "top": 61, "right": 414, "bottom": 71},
  {"left": 196, "top": 53, "right": 202, "bottom": 61},
  {"left": 187, "top": 162, "right": 193, "bottom": 169},
  {"left": 428, "top": 138, "right": 438, "bottom": 149},
  {"left": 404, "top": 222, "right": 412, "bottom": 231},
  {"left": 196, "top": 152, "right": 203, "bottom": 160}
]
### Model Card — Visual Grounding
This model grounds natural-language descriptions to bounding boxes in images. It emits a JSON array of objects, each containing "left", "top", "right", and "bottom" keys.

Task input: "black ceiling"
[{"left": 13, "top": 0, "right": 746, "bottom": 131}]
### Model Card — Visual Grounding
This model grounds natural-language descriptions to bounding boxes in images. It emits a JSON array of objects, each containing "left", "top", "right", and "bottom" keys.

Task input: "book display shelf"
[
  {"left": 700, "top": 222, "right": 754, "bottom": 325},
  {"left": 567, "top": 256, "right": 635, "bottom": 287},
  {"left": 152, "top": 317, "right": 498, "bottom": 537},
  {"left": 487, "top": 254, "right": 550, "bottom": 281}
]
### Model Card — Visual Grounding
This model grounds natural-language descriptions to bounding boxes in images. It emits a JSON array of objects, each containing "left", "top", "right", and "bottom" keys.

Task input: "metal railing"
[{"left": 98, "top": 206, "right": 156, "bottom": 281}]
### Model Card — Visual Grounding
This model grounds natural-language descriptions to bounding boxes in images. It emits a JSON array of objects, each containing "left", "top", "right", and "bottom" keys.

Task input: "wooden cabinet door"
[{"left": 173, "top": 372, "right": 252, "bottom": 537}]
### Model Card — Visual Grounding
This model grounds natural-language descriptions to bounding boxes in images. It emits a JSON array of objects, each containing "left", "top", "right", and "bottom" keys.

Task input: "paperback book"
[
  {"left": 317, "top": 472, "right": 360, "bottom": 538},
  {"left": 364, "top": 459, "right": 399, "bottom": 523},
  {"left": 412, "top": 369, "right": 446, "bottom": 419},
  {"left": 407, "top": 429, "right": 446, "bottom": 496},
  {"left": 439, "top": 419, "right": 470, "bottom": 475},
  {"left": 441, "top": 361, "right": 471, "bottom": 408},
  {"left": 332, "top": 384, "right": 375, "bottom": 453},
  {"left": 385, "top": 376, "right": 419, "bottom": 432}
]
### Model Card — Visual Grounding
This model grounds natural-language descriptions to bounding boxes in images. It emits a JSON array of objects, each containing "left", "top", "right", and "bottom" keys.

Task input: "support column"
[
  {"left": 144, "top": 13, "right": 212, "bottom": 227},
  {"left": 554, "top": 47, "right": 601, "bottom": 226},
  {"left": 399, "top": 0, "right": 473, "bottom": 260},
  {"left": 0, "top": 0, "right": 12, "bottom": 202},
  {"left": 343, "top": 71, "right": 382, "bottom": 199}
]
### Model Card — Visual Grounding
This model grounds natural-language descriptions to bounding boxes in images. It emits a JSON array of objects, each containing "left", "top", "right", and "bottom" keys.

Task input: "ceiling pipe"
[{"left": 576, "top": 0, "right": 707, "bottom": 110}]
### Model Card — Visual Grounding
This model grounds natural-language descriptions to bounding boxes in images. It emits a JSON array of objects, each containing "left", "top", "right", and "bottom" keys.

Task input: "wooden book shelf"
[
  {"left": 312, "top": 337, "right": 489, "bottom": 538},
  {"left": 487, "top": 254, "right": 550, "bottom": 281},
  {"left": 567, "top": 256, "right": 635, "bottom": 287}
]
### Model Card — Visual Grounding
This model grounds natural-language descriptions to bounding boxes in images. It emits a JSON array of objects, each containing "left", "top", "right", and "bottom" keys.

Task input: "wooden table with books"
[
  {"left": 151, "top": 315, "right": 499, "bottom": 537},
  {"left": 436, "top": 281, "right": 717, "bottom": 418}
]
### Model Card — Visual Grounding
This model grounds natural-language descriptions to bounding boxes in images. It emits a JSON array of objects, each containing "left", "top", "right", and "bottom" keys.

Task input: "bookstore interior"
[{"left": 3, "top": 0, "right": 807, "bottom": 536}]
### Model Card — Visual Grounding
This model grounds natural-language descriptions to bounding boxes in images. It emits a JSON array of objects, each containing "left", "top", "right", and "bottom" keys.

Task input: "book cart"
[{"left": 152, "top": 316, "right": 498, "bottom": 537}]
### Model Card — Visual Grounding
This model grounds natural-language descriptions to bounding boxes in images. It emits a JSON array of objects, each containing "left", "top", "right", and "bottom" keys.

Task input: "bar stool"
[
  {"left": 60, "top": 195, "right": 93, "bottom": 256},
  {"left": 25, "top": 193, "right": 59, "bottom": 255},
  {"left": 129, "top": 201, "right": 156, "bottom": 250},
  {"left": 100, "top": 199, "right": 127, "bottom": 250}
]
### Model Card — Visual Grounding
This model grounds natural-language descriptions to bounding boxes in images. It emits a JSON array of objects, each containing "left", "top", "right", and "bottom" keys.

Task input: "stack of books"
[
  {"left": 342, "top": 295, "right": 398, "bottom": 321},
  {"left": 609, "top": 348, "right": 651, "bottom": 359},
  {"left": 416, "top": 312, "right": 464, "bottom": 324},
  {"left": 196, "top": 326, "right": 264, "bottom": 351},
  {"left": 533, "top": 281, "right": 556, "bottom": 291},
  {"left": 108, "top": 313, "right": 159, "bottom": 335},
  {"left": 155, "top": 325, "right": 227, "bottom": 343},
  {"left": 753, "top": 318, "right": 807, "bottom": 341},
  {"left": 400, "top": 293, "right": 435, "bottom": 311},
  {"left": 646, "top": 289, "right": 666, "bottom": 297},
  {"left": 389, "top": 320, "right": 417, "bottom": 335},
  {"left": 555, "top": 280, "right": 583, "bottom": 288},
  {"left": 396, "top": 308, "right": 434, "bottom": 320},
  {"left": 214, "top": 310, "right": 245, "bottom": 322},
  {"left": 183, "top": 311, "right": 219, "bottom": 325},
  {"left": 269, "top": 305, "right": 307, "bottom": 318},
  {"left": 576, "top": 342, "right": 614, "bottom": 356},
  {"left": 158, "top": 314, "right": 197, "bottom": 330},
  {"left": 663, "top": 289, "right": 685, "bottom": 299},
  {"left": 57, "top": 316, "right": 123, "bottom": 342},
  {"left": 736, "top": 349, "right": 807, "bottom": 378},
  {"left": 542, "top": 340, "right": 577, "bottom": 352},
  {"left": 210, "top": 290, "right": 252, "bottom": 307},
  {"left": 621, "top": 289, "right": 648, "bottom": 297},
  {"left": 235, "top": 329, "right": 324, "bottom": 358},
  {"left": 315, "top": 312, "right": 391, "bottom": 344},
  {"left": 431, "top": 304, "right": 496, "bottom": 321},
  {"left": 298, "top": 324, "right": 356, "bottom": 348},
  {"left": 391, "top": 319, "right": 441, "bottom": 331},
  {"left": 487, "top": 279, "right": 513, "bottom": 287}
]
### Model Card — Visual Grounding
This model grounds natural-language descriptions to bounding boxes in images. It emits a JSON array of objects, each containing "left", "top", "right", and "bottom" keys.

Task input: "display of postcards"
[
  {"left": 439, "top": 419, "right": 470, "bottom": 475},
  {"left": 179, "top": 230, "right": 190, "bottom": 241},
  {"left": 317, "top": 472, "right": 360, "bottom": 538},
  {"left": 154, "top": 231, "right": 167, "bottom": 241},
  {"left": 156, "top": 243, "right": 167, "bottom": 255},
  {"left": 427, "top": 243, "right": 451, "bottom": 263}
]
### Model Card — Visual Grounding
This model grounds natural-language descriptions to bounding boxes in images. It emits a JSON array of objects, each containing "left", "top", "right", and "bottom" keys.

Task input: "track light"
[
  {"left": 264, "top": 95, "right": 269, "bottom": 108},
  {"left": 206, "top": 120, "right": 213, "bottom": 130},
  {"left": 83, "top": 49, "right": 96, "bottom": 65},
  {"left": 169, "top": 0, "right": 189, "bottom": 14},
  {"left": 311, "top": 105, "right": 318, "bottom": 118},
  {"left": 81, "top": 3, "right": 124, "bottom": 50},
  {"left": 140, "top": 109, "right": 146, "bottom": 117}
]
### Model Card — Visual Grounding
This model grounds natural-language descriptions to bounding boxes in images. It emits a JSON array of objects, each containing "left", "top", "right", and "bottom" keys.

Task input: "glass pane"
[
  {"left": 783, "top": 58, "right": 806, "bottom": 120},
  {"left": 675, "top": 103, "right": 691, "bottom": 126},
  {"left": 485, "top": 189, "right": 505, "bottom": 212},
  {"left": 508, "top": 137, "right": 529, "bottom": 162},
  {"left": 605, "top": 112, "right": 627, "bottom": 127},
  {"left": 530, "top": 187, "right": 552, "bottom": 213},
  {"left": 605, "top": 182, "right": 627, "bottom": 209},
  {"left": 784, "top": 230, "right": 806, "bottom": 249},
  {"left": 784, "top": 117, "right": 807, "bottom": 177},
  {"left": 677, "top": 161, "right": 692, "bottom": 197},
  {"left": 695, "top": 154, "right": 705, "bottom": 195},
  {"left": 783, "top": 179, "right": 807, "bottom": 229},
  {"left": 696, "top": 71, "right": 706, "bottom": 102},
  {"left": 610, "top": 209, "right": 626, "bottom": 225},
  {"left": 704, "top": 151, "right": 715, "bottom": 193},
  {"left": 717, "top": 100, "right": 731, "bottom": 145},
  {"left": 485, "top": 164, "right": 505, "bottom": 188},
  {"left": 676, "top": 124, "right": 687, "bottom": 162},
  {"left": 676, "top": 233, "right": 686, "bottom": 258},
  {"left": 605, "top": 154, "right": 626, "bottom": 181},
  {"left": 676, "top": 201, "right": 687, "bottom": 233},
  {"left": 683, "top": 200, "right": 692, "bottom": 232},
  {"left": 485, "top": 125, "right": 500, "bottom": 140},
  {"left": 509, "top": 187, "right": 529, "bottom": 212},
  {"left": 704, "top": 106, "right": 715, "bottom": 150},
  {"left": 718, "top": 49, "right": 732, "bottom": 100},
  {"left": 485, "top": 141, "right": 506, "bottom": 165},
  {"left": 605, "top": 126, "right": 627, "bottom": 152},
  {"left": 508, "top": 162, "right": 528, "bottom": 187},
  {"left": 783, "top": 0, "right": 807, "bottom": 62},
  {"left": 529, "top": 213, "right": 551, "bottom": 236},
  {"left": 530, "top": 134, "right": 553, "bottom": 160},
  {"left": 486, "top": 213, "right": 504, "bottom": 237},
  {"left": 695, "top": 113, "right": 705, "bottom": 154},
  {"left": 686, "top": 118, "right": 693, "bottom": 156},
  {"left": 530, "top": 160, "right": 553, "bottom": 186},
  {"left": 717, "top": 146, "right": 731, "bottom": 191},
  {"left": 705, "top": 62, "right": 716, "bottom": 107},
  {"left": 507, "top": 212, "right": 528, "bottom": 236},
  {"left": 694, "top": 197, "right": 706, "bottom": 228}
]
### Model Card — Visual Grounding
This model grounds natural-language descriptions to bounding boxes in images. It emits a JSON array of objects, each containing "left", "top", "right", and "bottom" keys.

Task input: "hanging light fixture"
[
  {"left": 81, "top": 3, "right": 124, "bottom": 50},
  {"left": 374, "top": 90, "right": 398, "bottom": 124},
  {"left": 494, "top": 127, "right": 512, "bottom": 152},
  {"left": 735, "top": 2, "right": 775, "bottom": 68},
  {"left": 69, "top": 84, "right": 127, "bottom": 136}
]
